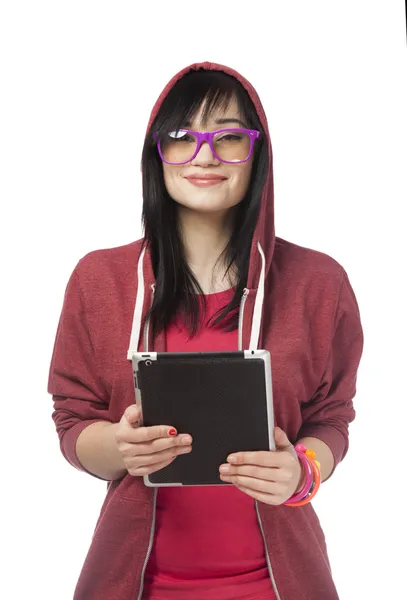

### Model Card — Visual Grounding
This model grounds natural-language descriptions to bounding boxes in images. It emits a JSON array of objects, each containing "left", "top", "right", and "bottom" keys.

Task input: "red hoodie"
[{"left": 48, "top": 61, "right": 364, "bottom": 600}]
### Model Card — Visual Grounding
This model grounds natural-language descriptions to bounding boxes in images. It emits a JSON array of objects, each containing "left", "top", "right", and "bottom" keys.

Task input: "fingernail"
[
  {"left": 228, "top": 455, "right": 237, "bottom": 464},
  {"left": 181, "top": 436, "right": 192, "bottom": 444},
  {"left": 219, "top": 465, "right": 230, "bottom": 473},
  {"left": 168, "top": 428, "right": 177, "bottom": 436}
]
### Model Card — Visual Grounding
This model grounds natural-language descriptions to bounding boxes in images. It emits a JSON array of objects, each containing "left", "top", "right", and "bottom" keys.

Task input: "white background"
[{"left": 1, "top": 2, "right": 406, "bottom": 599}]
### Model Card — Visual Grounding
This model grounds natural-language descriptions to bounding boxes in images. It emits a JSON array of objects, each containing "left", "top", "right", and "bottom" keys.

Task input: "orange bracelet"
[{"left": 285, "top": 454, "right": 321, "bottom": 507}]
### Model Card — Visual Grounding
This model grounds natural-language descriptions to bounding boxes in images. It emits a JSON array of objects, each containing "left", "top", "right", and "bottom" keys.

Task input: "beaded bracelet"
[{"left": 284, "top": 444, "right": 321, "bottom": 507}]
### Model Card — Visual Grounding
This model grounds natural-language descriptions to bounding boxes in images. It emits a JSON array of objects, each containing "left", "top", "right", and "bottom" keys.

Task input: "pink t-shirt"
[{"left": 142, "top": 289, "right": 275, "bottom": 600}]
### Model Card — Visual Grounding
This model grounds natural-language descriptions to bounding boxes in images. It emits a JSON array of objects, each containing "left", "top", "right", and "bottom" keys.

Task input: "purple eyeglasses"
[{"left": 154, "top": 128, "right": 261, "bottom": 165}]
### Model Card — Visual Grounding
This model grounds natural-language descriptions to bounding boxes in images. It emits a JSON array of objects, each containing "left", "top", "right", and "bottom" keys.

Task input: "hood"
[
  {"left": 146, "top": 61, "right": 275, "bottom": 290},
  {"left": 128, "top": 61, "right": 275, "bottom": 358}
]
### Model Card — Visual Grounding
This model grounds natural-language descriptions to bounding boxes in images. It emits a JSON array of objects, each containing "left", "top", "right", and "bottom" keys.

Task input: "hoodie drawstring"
[
  {"left": 249, "top": 241, "right": 266, "bottom": 350},
  {"left": 127, "top": 245, "right": 147, "bottom": 360},
  {"left": 127, "top": 240, "right": 266, "bottom": 359}
]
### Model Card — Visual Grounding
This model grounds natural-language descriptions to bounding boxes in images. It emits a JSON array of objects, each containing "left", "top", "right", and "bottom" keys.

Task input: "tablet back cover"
[{"left": 137, "top": 352, "right": 272, "bottom": 486}]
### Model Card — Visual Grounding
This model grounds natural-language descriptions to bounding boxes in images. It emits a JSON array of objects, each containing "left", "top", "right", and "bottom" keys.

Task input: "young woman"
[{"left": 48, "top": 62, "right": 364, "bottom": 600}]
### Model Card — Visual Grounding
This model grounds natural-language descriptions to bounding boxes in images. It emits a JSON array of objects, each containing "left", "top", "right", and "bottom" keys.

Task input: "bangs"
[{"left": 150, "top": 70, "right": 255, "bottom": 139}]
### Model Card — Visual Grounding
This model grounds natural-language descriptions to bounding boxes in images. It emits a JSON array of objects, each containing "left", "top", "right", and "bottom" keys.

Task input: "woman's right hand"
[{"left": 114, "top": 404, "right": 193, "bottom": 476}]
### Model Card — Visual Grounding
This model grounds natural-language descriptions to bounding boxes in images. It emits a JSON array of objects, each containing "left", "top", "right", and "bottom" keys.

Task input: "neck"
[{"left": 178, "top": 206, "right": 236, "bottom": 294}]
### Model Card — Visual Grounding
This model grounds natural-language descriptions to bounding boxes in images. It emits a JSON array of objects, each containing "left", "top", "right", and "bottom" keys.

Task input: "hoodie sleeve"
[
  {"left": 48, "top": 267, "right": 112, "bottom": 481},
  {"left": 297, "top": 269, "right": 364, "bottom": 478}
]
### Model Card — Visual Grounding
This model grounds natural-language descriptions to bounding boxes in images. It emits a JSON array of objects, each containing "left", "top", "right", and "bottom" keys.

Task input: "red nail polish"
[{"left": 168, "top": 428, "right": 177, "bottom": 436}]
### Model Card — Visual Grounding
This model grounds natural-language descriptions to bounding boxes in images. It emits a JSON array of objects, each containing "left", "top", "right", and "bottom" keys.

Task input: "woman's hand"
[
  {"left": 218, "top": 427, "right": 303, "bottom": 505},
  {"left": 114, "top": 404, "right": 192, "bottom": 476}
]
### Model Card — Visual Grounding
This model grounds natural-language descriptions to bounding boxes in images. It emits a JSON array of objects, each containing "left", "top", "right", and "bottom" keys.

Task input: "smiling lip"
[{"left": 185, "top": 174, "right": 227, "bottom": 187}]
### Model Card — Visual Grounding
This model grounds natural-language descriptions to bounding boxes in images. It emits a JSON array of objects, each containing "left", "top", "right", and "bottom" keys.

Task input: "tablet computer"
[{"left": 131, "top": 350, "right": 275, "bottom": 487}]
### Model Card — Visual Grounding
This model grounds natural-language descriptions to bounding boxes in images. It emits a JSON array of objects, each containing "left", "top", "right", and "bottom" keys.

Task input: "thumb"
[
  {"left": 274, "top": 426, "right": 293, "bottom": 451},
  {"left": 121, "top": 404, "right": 142, "bottom": 427}
]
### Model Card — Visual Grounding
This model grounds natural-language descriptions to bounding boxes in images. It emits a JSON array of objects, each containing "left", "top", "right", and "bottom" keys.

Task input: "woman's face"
[{"left": 161, "top": 98, "right": 254, "bottom": 215}]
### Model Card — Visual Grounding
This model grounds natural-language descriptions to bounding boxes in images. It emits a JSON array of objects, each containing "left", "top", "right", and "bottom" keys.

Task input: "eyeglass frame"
[{"left": 153, "top": 128, "right": 261, "bottom": 165}]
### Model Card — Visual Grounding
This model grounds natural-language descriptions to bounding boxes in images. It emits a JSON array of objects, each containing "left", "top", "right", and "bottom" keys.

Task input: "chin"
[
  {"left": 174, "top": 187, "right": 242, "bottom": 212},
  {"left": 177, "top": 197, "right": 238, "bottom": 214}
]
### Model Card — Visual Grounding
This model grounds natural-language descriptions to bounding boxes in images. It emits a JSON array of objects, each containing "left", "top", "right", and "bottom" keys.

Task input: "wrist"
[
  {"left": 76, "top": 420, "right": 128, "bottom": 481},
  {"left": 103, "top": 423, "right": 128, "bottom": 479}
]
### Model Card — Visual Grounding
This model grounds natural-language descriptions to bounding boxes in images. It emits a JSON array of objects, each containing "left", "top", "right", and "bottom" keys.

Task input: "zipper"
[
  {"left": 255, "top": 501, "right": 282, "bottom": 600},
  {"left": 136, "top": 488, "right": 158, "bottom": 600},
  {"left": 238, "top": 288, "right": 250, "bottom": 351}
]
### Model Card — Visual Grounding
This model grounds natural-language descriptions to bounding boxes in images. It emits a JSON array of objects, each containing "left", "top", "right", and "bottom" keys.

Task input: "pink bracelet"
[
  {"left": 295, "top": 453, "right": 314, "bottom": 501},
  {"left": 284, "top": 448, "right": 313, "bottom": 505}
]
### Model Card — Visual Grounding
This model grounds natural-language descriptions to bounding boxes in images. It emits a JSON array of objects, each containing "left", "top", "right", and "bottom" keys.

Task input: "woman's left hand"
[{"left": 219, "top": 426, "right": 303, "bottom": 506}]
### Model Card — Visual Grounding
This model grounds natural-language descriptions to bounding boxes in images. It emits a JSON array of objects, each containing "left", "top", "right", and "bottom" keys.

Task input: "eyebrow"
[{"left": 184, "top": 117, "right": 248, "bottom": 128}]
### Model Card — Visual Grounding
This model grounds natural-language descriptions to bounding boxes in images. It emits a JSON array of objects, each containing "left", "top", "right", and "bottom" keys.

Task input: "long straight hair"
[{"left": 141, "top": 69, "right": 269, "bottom": 339}]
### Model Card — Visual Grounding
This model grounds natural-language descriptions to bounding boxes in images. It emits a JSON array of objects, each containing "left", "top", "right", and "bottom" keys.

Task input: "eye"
[
  {"left": 217, "top": 133, "right": 243, "bottom": 142},
  {"left": 167, "top": 130, "right": 194, "bottom": 142},
  {"left": 226, "top": 134, "right": 241, "bottom": 141}
]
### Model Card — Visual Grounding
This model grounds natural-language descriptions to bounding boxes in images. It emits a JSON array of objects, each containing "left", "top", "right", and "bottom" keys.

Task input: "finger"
[
  {"left": 227, "top": 451, "right": 283, "bottom": 468},
  {"left": 230, "top": 482, "right": 281, "bottom": 506},
  {"left": 127, "top": 456, "right": 176, "bottom": 477},
  {"left": 219, "top": 464, "right": 292, "bottom": 483},
  {"left": 274, "top": 426, "right": 293, "bottom": 450},
  {"left": 138, "top": 425, "right": 180, "bottom": 442},
  {"left": 126, "top": 445, "right": 192, "bottom": 468},
  {"left": 220, "top": 473, "right": 285, "bottom": 495},
  {"left": 119, "top": 424, "right": 180, "bottom": 444},
  {"left": 135, "top": 434, "right": 193, "bottom": 455},
  {"left": 121, "top": 404, "right": 142, "bottom": 427}
]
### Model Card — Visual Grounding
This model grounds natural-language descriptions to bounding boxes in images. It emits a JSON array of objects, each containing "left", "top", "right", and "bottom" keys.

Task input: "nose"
[{"left": 190, "top": 141, "right": 220, "bottom": 166}]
